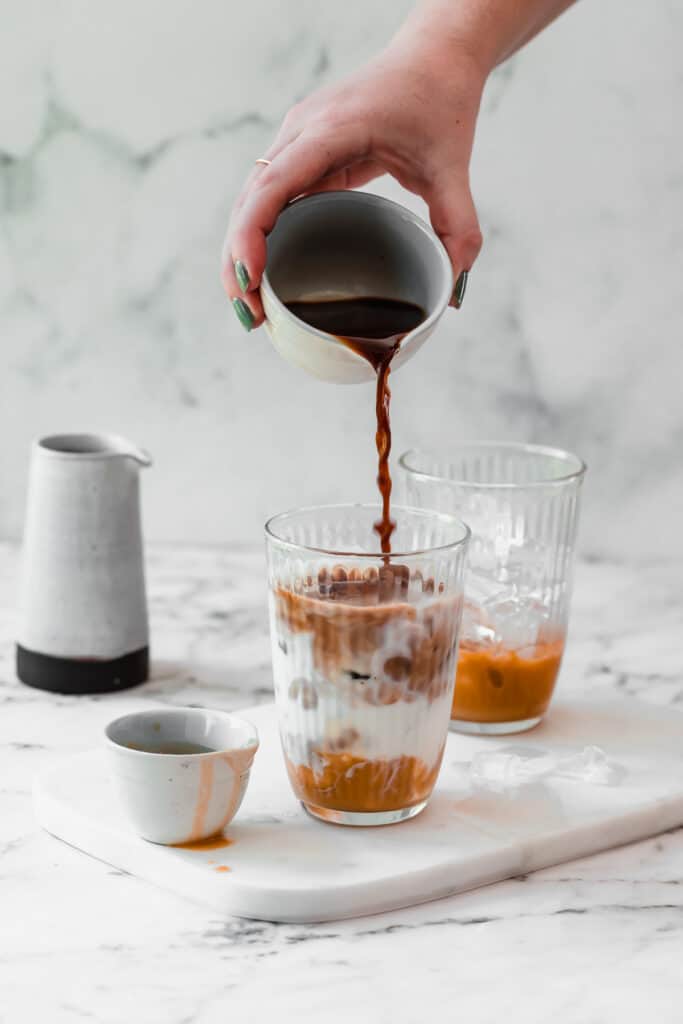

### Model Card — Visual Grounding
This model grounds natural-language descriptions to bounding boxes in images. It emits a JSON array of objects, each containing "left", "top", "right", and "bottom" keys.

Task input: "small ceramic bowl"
[
  {"left": 105, "top": 708, "right": 259, "bottom": 845},
  {"left": 261, "top": 191, "right": 453, "bottom": 384}
]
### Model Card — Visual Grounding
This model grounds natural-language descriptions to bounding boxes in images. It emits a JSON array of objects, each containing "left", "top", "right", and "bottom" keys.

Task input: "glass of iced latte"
[{"left": 265, "top": 504, "right": 469, "bottom": 825}]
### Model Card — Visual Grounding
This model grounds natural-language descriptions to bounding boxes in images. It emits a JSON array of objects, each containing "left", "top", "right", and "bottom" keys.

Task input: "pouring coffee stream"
[
  {"left": 284, "top": 297, "right": 426, "bottom": 554},
  {"left": 262, "top": 192, "right": 452, "bottom": 553}
]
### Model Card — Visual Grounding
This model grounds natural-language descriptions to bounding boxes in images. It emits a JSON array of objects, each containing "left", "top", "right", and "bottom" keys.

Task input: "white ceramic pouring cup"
[
  {"left": 105, "top": 708, "right": 259, "bottom": 845},
  {"left": 261, "top": 191, "right": 453, "bottom": 384}
]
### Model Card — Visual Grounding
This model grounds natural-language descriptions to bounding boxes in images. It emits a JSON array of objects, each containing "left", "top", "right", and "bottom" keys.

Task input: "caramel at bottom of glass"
[
  {"left": 451, "top": 637, "right": 565, "bottom": 724},
  {"left": 284, "top": 749, "right": 444, "bottom": 813}
]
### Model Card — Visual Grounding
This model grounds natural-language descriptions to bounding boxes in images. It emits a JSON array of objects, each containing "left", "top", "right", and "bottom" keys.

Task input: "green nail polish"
[
  {"left": 232, "top": 297, "right": 255, "bottom": 332},
  {"left": 234, "top": 259, "right": 250, "bottom": 293},
  {"left": 453, "top": 270, "right": 468, "bottom": 309}
]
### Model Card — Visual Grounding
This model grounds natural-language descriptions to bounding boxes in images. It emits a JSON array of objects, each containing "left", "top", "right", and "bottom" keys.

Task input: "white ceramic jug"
[{"left": 17, "top": 433, "right": 152, "bottom": 694}]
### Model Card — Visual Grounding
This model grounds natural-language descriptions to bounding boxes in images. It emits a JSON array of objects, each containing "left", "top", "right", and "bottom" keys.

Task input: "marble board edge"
[{"left": 32, "top": 691, "right": 683, "bottom": 925}]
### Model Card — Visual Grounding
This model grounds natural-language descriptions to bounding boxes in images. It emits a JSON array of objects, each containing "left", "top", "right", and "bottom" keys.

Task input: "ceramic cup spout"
[
  {"left": 17, "top": 432, "right": 152, "bottom": 694},
  {"left": 261, "top": 191, "right": 453, "bottom": 384},
  {"left": 33, "top": 432, "right": 154, "bottom": 467}
]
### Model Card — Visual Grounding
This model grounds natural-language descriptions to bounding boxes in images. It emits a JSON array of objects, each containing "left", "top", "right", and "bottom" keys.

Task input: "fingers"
[
  {"left": 426, "top": 176, "right": 483, "bottom": 309},
  {"left": 222, "top": 123, "right": 371, "bottom": 329},
  {"left": 230, "top": 113, "right": 304, "bottom": 221},
  {"left": 221, "top": 111, "right": 306, "bottom": 333}
]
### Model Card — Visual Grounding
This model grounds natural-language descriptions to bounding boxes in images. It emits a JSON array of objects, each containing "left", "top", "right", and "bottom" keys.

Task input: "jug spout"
[
  {"left": 108, "top": 436, "right": 153, "bottom": 467},
  {"left": 37, "top": 433, "right": 152, "bottom": 467}
]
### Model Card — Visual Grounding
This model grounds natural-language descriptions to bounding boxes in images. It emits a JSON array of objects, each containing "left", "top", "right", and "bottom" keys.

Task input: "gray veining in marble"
[
  {"left": 0, "top": 0, "right": 681, "bottom": 556},
  {"left": 1, "top": 541, "right": 683, "bottom": 1022}
]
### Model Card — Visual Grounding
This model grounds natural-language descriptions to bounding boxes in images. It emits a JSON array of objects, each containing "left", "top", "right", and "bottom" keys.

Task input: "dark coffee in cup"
[{"left": 285, "top": 297, "right": 426, "bottom": 555}]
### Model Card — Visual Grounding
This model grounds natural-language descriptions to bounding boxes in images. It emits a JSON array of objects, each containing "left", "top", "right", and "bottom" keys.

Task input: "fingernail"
[
  {"left": 234, "top": 259, "right": 250, "bottom": 293},
  {"left": 232, "top": 297, "right": 255, "bottom": 332},
  {"left": 453, "top": 270, "right": 468, "bottom": 309}
]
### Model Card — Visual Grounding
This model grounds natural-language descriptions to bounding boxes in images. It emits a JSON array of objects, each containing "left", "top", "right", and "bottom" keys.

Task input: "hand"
[{"left": 221, "top": 38, "right": 486, "bottom": 330}]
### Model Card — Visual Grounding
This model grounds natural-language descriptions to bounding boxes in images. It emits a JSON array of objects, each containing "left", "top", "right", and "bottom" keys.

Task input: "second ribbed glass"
[
  {"left": 400, "top": 443, "right": 585, "bottom": 734},
  {"left": 265, "top": 504, "right": 469, "bottom": 826}
]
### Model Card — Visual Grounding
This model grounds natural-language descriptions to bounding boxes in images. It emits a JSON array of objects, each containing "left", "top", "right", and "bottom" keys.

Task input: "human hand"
[{"left": 221, "top": 35, "right": 486, "bottom": 331}]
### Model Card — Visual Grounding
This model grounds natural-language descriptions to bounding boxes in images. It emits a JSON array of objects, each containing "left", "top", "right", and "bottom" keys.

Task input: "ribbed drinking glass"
[
  {"left": 400, "top": 443, "right": 586, "bottom": 734},
  {"left": 265, "top": 504, "right": 469, "bottom": 826}
]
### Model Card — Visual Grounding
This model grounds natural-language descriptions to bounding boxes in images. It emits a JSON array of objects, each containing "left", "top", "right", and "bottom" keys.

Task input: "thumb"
[{"left": 426, "top": 176, "right": 482, "bottom": 308}]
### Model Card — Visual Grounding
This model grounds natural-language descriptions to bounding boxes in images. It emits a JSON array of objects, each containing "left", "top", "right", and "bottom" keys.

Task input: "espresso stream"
[{"left": 285, "top": 297, "right": 426, "bottom": 554}]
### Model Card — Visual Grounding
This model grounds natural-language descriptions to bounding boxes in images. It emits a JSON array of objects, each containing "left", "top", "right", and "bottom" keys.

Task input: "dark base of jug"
[{"left": 16, "top": 645, "right": 149, "bottom": 695}]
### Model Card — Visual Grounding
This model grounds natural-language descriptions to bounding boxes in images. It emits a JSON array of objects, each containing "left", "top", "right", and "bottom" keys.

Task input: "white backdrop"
[{"left": 1, "top": 0, "right": 680, "bottom": 556}]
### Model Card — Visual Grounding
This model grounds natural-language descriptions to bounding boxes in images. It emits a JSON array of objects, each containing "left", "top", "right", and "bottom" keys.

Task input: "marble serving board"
[{"left": 33, "top": 697, "right": 683, "bottom": 924}]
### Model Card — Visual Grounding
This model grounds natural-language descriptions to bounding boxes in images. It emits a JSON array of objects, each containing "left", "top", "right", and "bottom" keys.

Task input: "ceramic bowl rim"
[{"left": 104, "top": 707, "right": 259, "bottom": 759}]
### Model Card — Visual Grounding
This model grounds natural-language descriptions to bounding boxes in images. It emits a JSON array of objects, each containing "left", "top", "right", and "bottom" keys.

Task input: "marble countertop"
[{"left": 2, "top": 542, "right": 682, "bottom": 1023}]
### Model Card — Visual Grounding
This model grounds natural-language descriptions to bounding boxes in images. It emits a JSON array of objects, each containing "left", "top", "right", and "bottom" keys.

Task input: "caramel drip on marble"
[{"left": 173, "top": 834, "right": 234, "bottom": 852}]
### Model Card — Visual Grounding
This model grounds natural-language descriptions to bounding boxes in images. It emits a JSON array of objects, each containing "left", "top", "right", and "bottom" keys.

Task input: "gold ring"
[{"left": 255, "top": 158, "right": 271, "bottom": 167}]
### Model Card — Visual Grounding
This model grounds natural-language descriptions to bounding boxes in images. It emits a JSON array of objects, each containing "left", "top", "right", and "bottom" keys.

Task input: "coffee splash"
[{"left": 285, "top": 297, "right": 426, "bottom": 554}]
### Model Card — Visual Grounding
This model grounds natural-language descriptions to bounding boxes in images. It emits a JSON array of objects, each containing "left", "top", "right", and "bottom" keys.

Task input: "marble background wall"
[{"left": 1, "top": 0, "right": 680, "bottom": 556}]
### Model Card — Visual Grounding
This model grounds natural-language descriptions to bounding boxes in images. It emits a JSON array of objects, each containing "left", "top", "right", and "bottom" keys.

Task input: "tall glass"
[
  {"left": 265, "top": 504, "right": 469, "bottom": 826},
  {"left": 400, "top": 444, "right": 585, "bottom": 735}
]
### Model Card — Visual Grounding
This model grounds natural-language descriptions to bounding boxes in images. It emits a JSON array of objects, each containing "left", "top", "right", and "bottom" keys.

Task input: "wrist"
[
  {"left": 390, "top": 1, "right": 502, "bottom": 81},
  {"left": 382, "top": 19, "right": 489, "bottom": 130}
]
